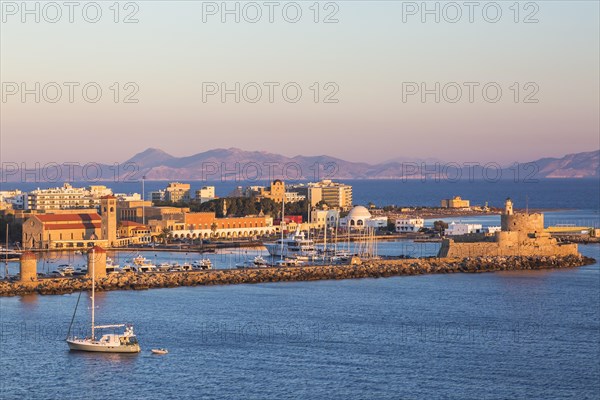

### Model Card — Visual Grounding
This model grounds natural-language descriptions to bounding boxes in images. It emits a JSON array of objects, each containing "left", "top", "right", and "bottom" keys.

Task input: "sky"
[{"left": 1, "top": 1, "right": 599, "bottom": 166}]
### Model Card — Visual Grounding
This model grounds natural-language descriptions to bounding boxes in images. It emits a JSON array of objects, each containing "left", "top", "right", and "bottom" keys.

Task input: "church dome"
[{"left": 347, "top": 206, "right": 372, "bottom": 220}]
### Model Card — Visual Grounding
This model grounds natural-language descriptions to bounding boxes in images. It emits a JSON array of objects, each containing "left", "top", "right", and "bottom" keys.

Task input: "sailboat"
[{"left": 66, "top": 249, "right": 141, "bottom": 353}]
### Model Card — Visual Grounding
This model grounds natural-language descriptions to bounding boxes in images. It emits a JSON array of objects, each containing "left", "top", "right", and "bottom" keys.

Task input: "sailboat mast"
[
  {"left": 334, "top": 217, "right": 338, "bottom": 254},
  {"left": 280, "top": 196, "right": 285, "bottom": 261},
  {"left": 91, "top": 249, "right": 95, "bottom": 340},
  {"left": 307, "top": 202, "right": 311, "bottom": 240},
  {"left": 323, "top": 220, "right": 327, "bottom": 254},
  {"left": 5, "top": 224, "right": 9, "bottom": 278}
]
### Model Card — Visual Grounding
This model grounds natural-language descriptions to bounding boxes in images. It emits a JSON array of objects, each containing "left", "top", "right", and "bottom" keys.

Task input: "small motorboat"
[{"left": 151, "top": 348, "right": 168, "bottom": 355}]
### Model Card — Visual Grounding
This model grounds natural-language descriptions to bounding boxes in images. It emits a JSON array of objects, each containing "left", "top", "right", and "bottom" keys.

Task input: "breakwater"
[{"left": 0, "top": 255, "right": 594, "bottom": 296}]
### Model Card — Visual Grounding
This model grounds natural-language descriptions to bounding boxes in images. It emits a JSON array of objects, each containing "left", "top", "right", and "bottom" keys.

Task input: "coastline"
[{"left": 1, "top": 255, "right": 594, "bottom": 297}]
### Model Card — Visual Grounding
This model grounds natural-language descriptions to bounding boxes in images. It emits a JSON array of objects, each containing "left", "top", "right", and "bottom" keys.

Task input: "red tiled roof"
[
  {"left": 35, "top": 213, "right": 101, "bottom": 223},
  {"left": 45, "top": 223, "right": 101, "bottom": 231},
  {"left": 119, "top": 221, "right": 145, "bottom": 227}
]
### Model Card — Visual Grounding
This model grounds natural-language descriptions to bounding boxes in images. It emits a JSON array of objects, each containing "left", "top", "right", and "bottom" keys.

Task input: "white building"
[
  {"left": 395, "top": 217, "right": 425, "bottom": 232},
  {"left": 310, "top": 209, "right": 340, "bottom": 229},
  {"left": 340, "top": 206, "right": 371, "bottom": 229},
  {"left": 115, "top": 193, "right": 142, "bottom": 202},
  {"left": 486, "top": 226, "right": 501, "bottom": 234},
  {"left": 285, "top": 191, "right": 306, "bottom": 203},
  {"left": 151, "top": 189, "right": 166, "bottom": 202},
  {"left": 0, "top": 190, "right": 24, "bottom": 209},
  {"left": 445, "top": 222, "right": 483, "bottom": 236},
  {"left": 340, "top": 206, "right": 388, "bottom": 230},
  {"left": 196, "top": 186, "right": 216, "bottom": 203},
  {"left": 366, "top": 216, "right": 388, "bottom": 229},
  {"left": 23, "top": 184, "right": 113, "bottom": 211}
]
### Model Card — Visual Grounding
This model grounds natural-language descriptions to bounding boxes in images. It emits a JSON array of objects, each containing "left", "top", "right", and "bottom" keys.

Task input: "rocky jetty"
[{"left": 0, "top": 255, "right": 595, "bottom": 297}]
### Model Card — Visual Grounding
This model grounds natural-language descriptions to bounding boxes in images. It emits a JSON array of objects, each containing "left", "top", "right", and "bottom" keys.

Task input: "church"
[{"left": 22, "top": 196, "right": 117, "bottom": 250}]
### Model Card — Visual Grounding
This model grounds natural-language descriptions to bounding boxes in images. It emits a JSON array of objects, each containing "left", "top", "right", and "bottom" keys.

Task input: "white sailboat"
[{"left": 66, "top": 249, "right": 141, "bottom": 353}]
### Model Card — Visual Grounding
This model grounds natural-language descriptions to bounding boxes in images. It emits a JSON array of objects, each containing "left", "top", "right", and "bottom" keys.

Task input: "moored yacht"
[
  {"left": 0, "top": 247, "right": 20, "bottom": 260},
  {"left": 193, "top": 259, "right": 212, "bottom": 270},
  {"left": 265, "top": 230, "right": 316, "bottom": 258},
  {"left": 236, "top": 255, "right": 269, "bottom": 269},
  {"left": 132, "top": 255, "right": 150, "bottom": 265}
]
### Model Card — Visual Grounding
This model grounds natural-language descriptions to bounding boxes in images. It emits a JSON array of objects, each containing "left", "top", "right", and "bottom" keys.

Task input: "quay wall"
[
  {"left": 438, "top": 239, "right": 579, "bottom": 258},
  {"left": 0, "top": 255, "right": 594, "bottom": 297}
]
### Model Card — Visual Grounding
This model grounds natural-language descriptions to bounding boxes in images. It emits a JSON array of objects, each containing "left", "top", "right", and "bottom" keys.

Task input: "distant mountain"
[
  {"left": 531, "top": 151, "right": 600, "bottom": 178},
  {"left": 125, "top": 148, "right": 175, "bottom": 169},
  {"left": 1, "top": 148, "right": 598, "bottom": 182},
  {"left": 123, "top": 148, "right": 597, "bottom": 181}
]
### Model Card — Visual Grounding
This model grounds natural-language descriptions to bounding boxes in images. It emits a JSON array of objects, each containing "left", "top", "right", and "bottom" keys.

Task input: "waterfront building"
[
  {"left": 340, "top": 206, "right": 371, "bottom": 229},
  {"left": 445, "top": 222, "right": 484, "bottom": 236},
  {"left": 366, "top": 217, "right": 388, "bottom": 229},
  {"left": 395, "top": 217, "right": 425, "bottom": 232},
  {"left": 486, "top": 226, "right": 501, "bottom": 234},
  {"left": 308, "top": 180, "right": 353, "bottom": 211},
  {"left": 22, "top": 183, "right": 114, "bottom": 211},
  {"left": 440, "top": 196, "right": 470, "bottom": 209},
  {"left": 21, "top": 197, "right": 135, "bottom": 249},
  {"left": 22, "top": 212, "right": 102, "bottom": 249},
  {"left": 118, "top": 221, "right": 151, "bottom": 243},
  {"left": 168, "top": 212, "right": 274, "bottom": 240},
  {"left": 310, "top": 209, "right": 329, "bottom": 229}
]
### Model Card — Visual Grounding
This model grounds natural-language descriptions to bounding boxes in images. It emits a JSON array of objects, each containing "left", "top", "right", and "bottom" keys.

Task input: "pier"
[{"left": 0, "top": 255, "right": 594, "bottom": 297}]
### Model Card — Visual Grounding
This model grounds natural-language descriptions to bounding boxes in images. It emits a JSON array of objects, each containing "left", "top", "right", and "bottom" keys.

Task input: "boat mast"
[
  {"left": 334, "top": 217, "right": 338, "bottom": 255},
  {"left": 280, "top": 196, "right": 285, "bottom": 261},
  {"left": 4, "top": 223, "right": 8, "bottom": 278},
  {"left": 142, "top": 176, "right": 146, "bottom": 225},
  {"left": 323, "top": 219, "right": 327, "bottom": 254},
  {"left": 91, "top": 248, "right": 95, "bottom": 340}
]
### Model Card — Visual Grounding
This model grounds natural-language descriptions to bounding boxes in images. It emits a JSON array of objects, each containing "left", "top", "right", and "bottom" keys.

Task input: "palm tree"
[
  {"left": 159, "top": 227, "right": 172, "bottom": 244},
  {"left": 210, "top": 222, "right": 218, "bottom": 239}
]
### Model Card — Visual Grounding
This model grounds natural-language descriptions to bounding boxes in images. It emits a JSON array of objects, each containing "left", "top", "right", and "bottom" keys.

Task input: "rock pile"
[{"left": 0, "top": 255, "right": 594, "bottom": 297}]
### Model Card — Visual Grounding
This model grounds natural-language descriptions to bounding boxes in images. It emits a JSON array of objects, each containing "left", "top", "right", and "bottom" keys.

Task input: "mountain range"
[{"left": 2, "top": 148, "right": 598, "bottom": 182}]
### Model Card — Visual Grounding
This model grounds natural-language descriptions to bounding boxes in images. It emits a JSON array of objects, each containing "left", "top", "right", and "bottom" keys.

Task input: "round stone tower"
[
  {"left": 87, "top": 246, "right": 107, "bottom": 279},
  {"left": 20, "top": 251, "right": 37, "bottom": 282},
  {"left": 500, "top": 198, "right": 544, "bottom": 234}
]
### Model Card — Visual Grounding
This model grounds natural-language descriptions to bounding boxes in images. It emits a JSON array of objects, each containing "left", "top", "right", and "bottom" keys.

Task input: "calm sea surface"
[
  {"left": 0, "top": 180, "right": 598, "bottom": 399},
  {"left": 6, "top": 178, "right": 600, "bottom": 210}
]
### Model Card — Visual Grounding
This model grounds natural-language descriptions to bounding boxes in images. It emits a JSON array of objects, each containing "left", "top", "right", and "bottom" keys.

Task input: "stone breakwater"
[{"left": 0, "top": 255, "right": 595, "bottom": 297}]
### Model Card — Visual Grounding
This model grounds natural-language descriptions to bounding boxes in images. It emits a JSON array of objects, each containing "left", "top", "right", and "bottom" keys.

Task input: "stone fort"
[{"left": 438, "top": 198, "right": 579, "bottom": 258}]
